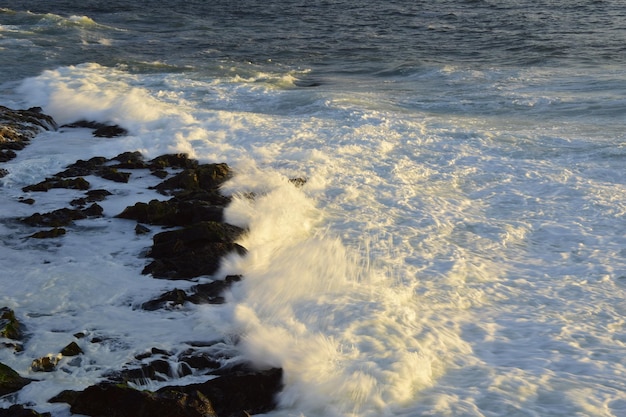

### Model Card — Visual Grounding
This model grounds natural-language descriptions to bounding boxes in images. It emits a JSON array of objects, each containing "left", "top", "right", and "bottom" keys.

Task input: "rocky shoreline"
[{"left": 0, "top": 106, "right": 284, "bottom": 417}]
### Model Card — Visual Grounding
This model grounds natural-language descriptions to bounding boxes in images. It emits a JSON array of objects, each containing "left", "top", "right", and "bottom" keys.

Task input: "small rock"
[
  {"left": 60, "top": 341, "right": 83, "bottom": 357},
  {"left": 31, "top": 354, "right": 61, "bottom": 372}
]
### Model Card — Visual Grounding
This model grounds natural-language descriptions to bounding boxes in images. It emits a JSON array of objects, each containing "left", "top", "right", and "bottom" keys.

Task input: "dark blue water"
[{"left": 3, "top": 0, "right": 625, "bottom": 81}]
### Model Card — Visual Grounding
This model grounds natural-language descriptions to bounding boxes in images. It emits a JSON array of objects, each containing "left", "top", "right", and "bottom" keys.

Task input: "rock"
[
  {"left": 116, "top": 198, "right": 225, "bottom": 226},
  {"left": 0, "top": 106, "right": 57, "bottom": 163},
  {"left": 111, "top": 151, "right": 147, "bottom": 169},
  {"left": 61, "top": 120, "right": 128, "bottom": 138},
  {"left": 149, "top": 153, "right": 198, "bottom": 170},
  {"left": 135, "top": 223, "right": 151, "bottom": 235},
  {"left": 28, "top": 227, "right": 66, "bottom": 239},
  {"left": 143, "top": 222, "right": 246, "bottom": 279},
  {"left": 54, "top": 157, "right": 106, "bottom": 178},
  {"left": 31, "top": 354, "right": 61, "bottom": 372},
  {"left": 22, "top": 177, "right": 91, "bottom": 192},
  {"left": 0, "top": 404, "right": 51, "bottom": 417},
  {"left": 58, "top": 382, "right": 218, "bottom": 417},
  {"left": 157, "top": 367, "right": 283, "bottom": 417},
  {"left": 0, "top": 307, "right": 23, "bottom": 340},
  {"left": 141, "top": 275, "right": 242, "bottom": 310},
  {"left": 21, "top": 204, "right": 103, "bottom": 228},
  {"left": 0, "top": 362, "right": 33, "bottom": 396},
  {"left": 154, "top": 163, "right": 232, "bottom": 195},
  {"left": 60, "top": 341, "right": 83, "bottom": 357},
  {"left": 70, "top": 189, "right": 112, "bottom": 207}
]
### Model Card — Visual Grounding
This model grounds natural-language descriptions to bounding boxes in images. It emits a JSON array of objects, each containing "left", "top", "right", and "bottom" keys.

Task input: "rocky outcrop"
[
  {"left": 0, "top": 106, "right": 56, "bottom": 165},
  {"left": 2, "top": 109, "right": 284, "bottom": 416},
  {"left": 0, "top": 405, "right": 51, "bottom": 417},
  {"left": 51, "top": 367, "right": 282, "bottom": 417}
]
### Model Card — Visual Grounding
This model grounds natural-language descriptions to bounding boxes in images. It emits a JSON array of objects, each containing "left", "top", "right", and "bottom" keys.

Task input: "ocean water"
[{"left": 1, "top": 1, "right": 626, "bottom": 416}]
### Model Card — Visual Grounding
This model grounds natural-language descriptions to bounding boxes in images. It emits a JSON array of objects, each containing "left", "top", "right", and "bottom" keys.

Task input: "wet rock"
[
  {"left": 28, "top": 227, "right": 66, "bottom": 239},
  {"left": 143, "top": 222, "right": 246, "bottom": 279},
  {"left": 21, "top": 204, "right": 103, "bottom": 228},
  {"left": 0, "top": 106, "right": 57, "bottom": 163},
  {"left": 157, "top": 367, "right": 283, "bottom": 417},
  {"left": 0, "top": 362, "right": 33, "bottom": 396},
  {"left": 135, "top": 223, "right": 151, "bottom": 235},
  {"left": 0, "top": 307, "right": 23, "bottom": 341},
  {"left": 70, "top": 189, "right": 112, "bottom": 207},
  {"left": 0, "top": 404, "right": 51, "bottom": 417},
  {"left": 31, "top": 354, "right": 61, "bottom": 372},
  {"left": 142, "top": 275, "right": 242, "bottom": 310},
  {"left": 60, "top": 341, "right": 83, "bottom": 357},
  {"left": 117, "top": 198, "right": 225, "bottom": 226},
  {"left": 55, "top": 157, "right": 107, "bottom": 178},
  {"left": 61, "top": 120, "right": 128, "bottom": 138},
  {"left": 154, "top": 163, "right": 231, "bottom": 195},
  {"left": 149, "top": 153, "right": 198, "bottom": 170},
  {"left": 22, "top": 177, "right": 90, "bottom": 192},
  {"left": 111, "top": 151, "right": 148, "bottom": 169}
]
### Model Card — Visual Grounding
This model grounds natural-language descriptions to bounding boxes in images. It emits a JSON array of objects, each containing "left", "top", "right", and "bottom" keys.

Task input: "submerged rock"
[{"left": 0, "top": 404, "right": 50, "bottom": 417}]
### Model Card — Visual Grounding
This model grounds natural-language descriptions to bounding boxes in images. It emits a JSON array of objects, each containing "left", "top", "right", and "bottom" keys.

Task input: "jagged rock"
[
  {"left": 149, "top": 153, "right": 198, "bottom": 170},
  {"left": 18, "top": 197, "right": 35, "bottom": 205},
  {"left": 142, "top": 222, "right": 246, "bottom": 279},
  {"left": 70, "top": 189, "right": 112, "bottom": 207},
  {"left": 54, "top": 157, "right": 107, "bottom": 178},
  {"left": 154, "top": 163, "right": 231, "bottom": 195},
  {"left": 21, "top": 203, "right": 103, "bottom": 228},
  {"left": 116, "top": 198, "right": 224, "bottom": 226},
  {"left": 135, "top": 223, "right": 151, "bottom": 235},
  {"left": 22, "top": 177, "right": 90, "bottom": 192},
  {"left": 141, "top": 275, "right": 242, "bottom": 310},
  {"left": 54, "top": 382, "right": 218, "bottom": 417},
  {"left": 157, "top": 367, "right": 283, "bottom": 417},
  {"left": 60, "top": 341, "right": 83, "bottom": 357},
  {"left": 111, "top": 151, "right": 147, "bottom": 169},
  {"left": 28, "top": 227, "right": 66, "bottom": 239},
  {"left": 0, "top": 404, "right": 50, "bottom": 417},
  {"left": 0, "top": 362, "right": 33, "bottom": 396},
  {"left": 0, "top": 307, "right": 23, "bottom": 340},
  {"left": 0, "top": 168, "right": 7, "bottom": 178},
  {"left": 0, "top": 106, "right": 57, "bottom": 163}
]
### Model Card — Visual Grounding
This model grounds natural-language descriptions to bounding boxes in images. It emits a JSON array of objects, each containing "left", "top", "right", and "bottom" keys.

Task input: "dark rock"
[
  {"left": 55, "top": 157, "right": 106, "bottom": 178},
  {"left": 142, "top": 276, "right": 242, "bottom": 310},
  {"left": 22, "top": 204, "right": 102, "bottom": 228},
  {"left": 22, "top": 177, "right": 90, "bottom": 192},
  {"left": 0, "top": 168, "right": 7, "bottom": 178},
  {"left": 99, "top": 167, "right": 131, "bottom": 183},
  {"left": 0, "top": 106, "right": 57, "bottom": 162},
  {"left": 289, "top": 177, "right": 307, "bottom": 187},
  {"left": 70, "top": 189, "right": 112, "bottom": 207},
  {"left": 116, "top": 199, "right": 224, "bottom": 226},
  {"left": 60, "top": 341, "right": 83, "bottom": 357},
  {"left": 149, "top": 153, "right": 198, "bottom": 171},
  {"left": 142, "top": 222, "right": 246, "bottom": 279},
  {"left": 154, "top": 163, "right": 231, "bottom": 195},
  {"left": 18, "top": 197, "right": 35, "bottom": 205},
  {"left": 28, "top": 228, "right": 66, "bottom": 239},
  {"left": 158, "top": 367, "right": 283, "bottom": 417},
  {"left": 179, "top": 351, "right": 221, "bottom": 372},
  {"left": 143, "top": 242, "right": 246, "bottom": 279},
  {"left": 111, "top": 151, "right": 147, "bottom": 169},
  {"left": 142, "top": 289, "right": 187, "bottom": 311},
  {"left": 0, "top": 404, "right": 51, "bottom": 417},
  {"left": 93, "top": 124, "right": 128, "bottom": 138},
  {"left": 60, "top": 382, "right": 218, "bottom": 417},
  {"left": 0, "top": 362, "right": 33, "bottom": 396},
  {"left": 135, "top": 223, "right": 151, "bottom": 235},
  {"left": 61, "top": 120, "right": 128, "bottom": 138}
]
